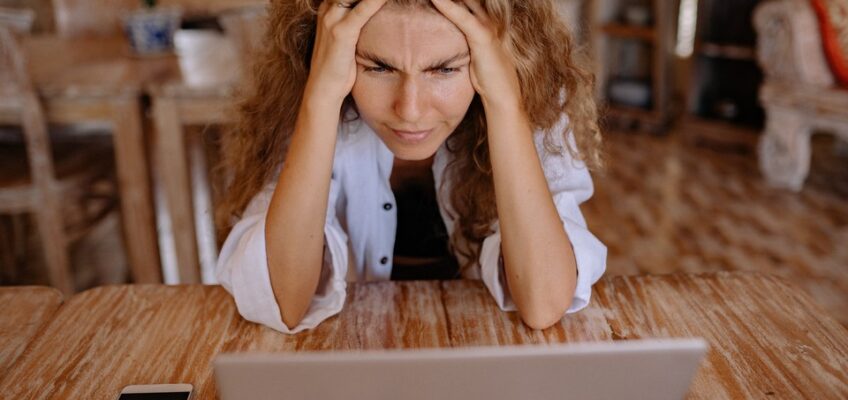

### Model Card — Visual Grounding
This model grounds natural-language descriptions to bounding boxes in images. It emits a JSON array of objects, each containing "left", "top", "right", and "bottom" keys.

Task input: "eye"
[
  {"left": 364, "top": 66, "right": 389, "bottom": 73},
  {"left": 436, "top": 67, "right": 459, "bottom": 74}
]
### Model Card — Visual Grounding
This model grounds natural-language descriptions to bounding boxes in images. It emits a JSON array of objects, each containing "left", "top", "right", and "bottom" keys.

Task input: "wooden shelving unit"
[
  {"left": 590, "top": 0, "right": 677, "bottom": 133},
  {"left": 682, "top": 0, "right": 764, "bottom": 150},
  {"left": 599, "top": 23, "right": 656, "bottom": 41}
]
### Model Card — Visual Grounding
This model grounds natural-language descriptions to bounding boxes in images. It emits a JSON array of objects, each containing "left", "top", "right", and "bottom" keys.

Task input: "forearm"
[
  {"left": 484, "top": 99, "right": 577, "bottom": 329},
  {"left": 265, "top": 94, "right": 343, "bottom": 329}
]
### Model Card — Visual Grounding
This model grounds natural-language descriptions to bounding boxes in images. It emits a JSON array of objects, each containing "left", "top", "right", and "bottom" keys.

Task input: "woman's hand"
[
  {"left": 429, "top": 0, "right": 523, "bottom": 110},
  {"left": 305, "top": 0, "right": 389, "bottom": 107}
]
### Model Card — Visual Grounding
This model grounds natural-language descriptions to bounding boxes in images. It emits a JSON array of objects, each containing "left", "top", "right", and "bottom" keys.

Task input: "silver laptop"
[{"left": 214, "top": 339, "right": 707, "bottom": 400}]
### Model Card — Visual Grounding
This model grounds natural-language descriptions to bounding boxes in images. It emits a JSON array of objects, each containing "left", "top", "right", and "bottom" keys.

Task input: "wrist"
[
  {"left": 300, "top": 96, "right": 343, "bottom": 120},
  {"left": 303, "top": 79, "right": 348, "bottom": 111},
  {"left": 480, "top": 92, "right": 524, "bottom": 116},
  {"left": 483, "top": 97, "right": 529, "bottom": 125}
]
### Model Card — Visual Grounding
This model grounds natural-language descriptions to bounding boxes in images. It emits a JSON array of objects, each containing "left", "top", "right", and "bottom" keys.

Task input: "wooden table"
[
  {"left": 21, "top": 34, "right": 174, "bottom": 284},
  {"left": 0, "top": 286, "right": 63, "bottom": 377},
  {"left": 1, "top": 272, "right": 846, "bottom": 399}
]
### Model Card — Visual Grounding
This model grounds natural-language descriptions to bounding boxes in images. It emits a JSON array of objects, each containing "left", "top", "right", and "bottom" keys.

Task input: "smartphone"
[{"left": 117, "top": 384, "right": 193, "bottom": 400}]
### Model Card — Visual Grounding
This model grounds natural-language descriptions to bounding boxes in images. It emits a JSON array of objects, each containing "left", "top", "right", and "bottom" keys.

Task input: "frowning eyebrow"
[{"left": 355, "top": 50, "right": 470, "bottom": 71}]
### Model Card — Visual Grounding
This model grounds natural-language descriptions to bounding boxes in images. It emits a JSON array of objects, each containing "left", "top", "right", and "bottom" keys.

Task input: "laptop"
[{"left": 214, "top": 338, "right": 708, "bottom": 400}]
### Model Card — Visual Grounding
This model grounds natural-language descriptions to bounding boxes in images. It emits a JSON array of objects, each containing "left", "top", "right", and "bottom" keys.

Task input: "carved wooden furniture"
[
  {"left": 754, "top": 0, "right": 847, "bottom": 191},
  {"left": 1, "top": 273, "right": 847, "bottom": 398},
  {"left": 0, "top": 26, "right": 119, "bottom": 294}
]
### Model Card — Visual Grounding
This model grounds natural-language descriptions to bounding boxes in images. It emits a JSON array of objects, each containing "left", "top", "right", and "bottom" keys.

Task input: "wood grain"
[
  {"left": 440, "top": 280, "right": 612, "bottom": 346},
  {"left": 1, "top": 273, "right": 846, "bottom": 399},
  {"left": 0, "top": 286, "right": 62, "bottom": 377},
  {"left": 593, "top": 272, "right": 848, "bottom": 399},
  {"left": 0, "top": 285, "right": 235, "bottom": 398}
]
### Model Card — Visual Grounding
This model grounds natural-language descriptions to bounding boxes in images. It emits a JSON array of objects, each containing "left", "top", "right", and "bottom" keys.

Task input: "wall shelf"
[
  {"left": 591, "top": 0, "right": 677, "bottom": 133},
  {"left": 598, "top": 23, "right": 656, "bottom": 41}
]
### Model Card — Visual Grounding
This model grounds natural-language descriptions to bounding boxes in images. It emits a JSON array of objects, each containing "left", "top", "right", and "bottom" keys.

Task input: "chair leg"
[
  {"left": 189, "top": 130, "right": 218, "bottom": 284},
  {"left": 758, "top": 106, "right": 812, "bottom": 191},
  {"left": 33, "top": 200, "right": 74, "bottom": 295},
  {"left": 0, "top": 215, "right": 16, "bottom": 282},
  {"left": 834, "top": 136, "right": 848, "bottom": 157}
]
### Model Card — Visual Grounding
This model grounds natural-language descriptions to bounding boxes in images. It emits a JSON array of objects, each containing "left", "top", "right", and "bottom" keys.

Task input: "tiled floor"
[
  {"left": 3, "top": 129, "right": 846, "bottom": 325},
  {"left": 584, "top": 131, "right": 848, "bottom": 325}
]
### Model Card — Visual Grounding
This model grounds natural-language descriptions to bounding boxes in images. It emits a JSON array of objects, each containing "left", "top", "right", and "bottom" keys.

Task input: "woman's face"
[{"left": 352, "top": 6, "right": 476, "bottom": 161}]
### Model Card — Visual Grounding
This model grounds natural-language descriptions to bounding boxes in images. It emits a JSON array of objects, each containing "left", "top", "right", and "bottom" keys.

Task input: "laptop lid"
[{"left": 214, "top": 338, "right": 707, "bottom": 400}]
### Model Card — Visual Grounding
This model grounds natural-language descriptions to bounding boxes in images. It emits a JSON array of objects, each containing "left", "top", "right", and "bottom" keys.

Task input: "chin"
[
  {"left": 382, "top": 140, "right": 442, "bottom": 161},
  {"left": 391, "top": 149, "right": 439, "bottom": 161}
]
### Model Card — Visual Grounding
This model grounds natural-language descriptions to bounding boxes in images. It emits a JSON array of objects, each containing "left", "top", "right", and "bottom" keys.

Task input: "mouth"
[{"left": 390, "top": 128, "right": 434, "bottom": 144}]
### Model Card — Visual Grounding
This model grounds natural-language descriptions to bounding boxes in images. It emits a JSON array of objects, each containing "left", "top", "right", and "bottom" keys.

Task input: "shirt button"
[
  {"left": 380, "top": 256, "right": 389, "bottom": 265},
  {"left": 383, "top": 203, "right": 393, "bottom": 211}
]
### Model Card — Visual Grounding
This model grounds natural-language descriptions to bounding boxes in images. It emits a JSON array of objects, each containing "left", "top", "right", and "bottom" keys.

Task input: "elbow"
[
  {"left": 269, "top": 260, "right": 323, "bottom": 331},
  {"left": 519, "top": 296, "right": 572, "bottom": 331},
  {"left": 520, "top": 307, "right": 568, "bottom": 331},
  {"left": 275, "top": 282, "right": 315, "bottom": 330},
  {"left": 280, "top": 304, "right": 308, "bottom": 331},
  {"left": 514, "top": 275, "right": 577, "bottom": 330}
]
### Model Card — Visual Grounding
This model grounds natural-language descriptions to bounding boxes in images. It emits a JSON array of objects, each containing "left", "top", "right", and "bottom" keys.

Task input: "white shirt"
[{"left": 216, "top": 112, "right": 607, "bottom": 334}]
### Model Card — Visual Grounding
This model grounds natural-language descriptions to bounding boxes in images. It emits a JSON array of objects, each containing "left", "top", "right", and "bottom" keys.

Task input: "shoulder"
[{"left": 336, "top": 117, "right": 378, "bottom": 156}]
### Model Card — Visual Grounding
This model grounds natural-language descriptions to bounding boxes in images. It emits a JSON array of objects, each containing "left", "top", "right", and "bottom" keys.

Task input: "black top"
[{"left": 389, "top": 173, "right": 460, "bottom": 281}]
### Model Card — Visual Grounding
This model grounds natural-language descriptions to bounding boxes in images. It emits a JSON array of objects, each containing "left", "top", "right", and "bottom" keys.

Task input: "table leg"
[
  {"left": 110, "top": 98, "right": 162, "bottom": 283},
  {"left": 153, "top": 97, "right": 201, "bottom": 283}
]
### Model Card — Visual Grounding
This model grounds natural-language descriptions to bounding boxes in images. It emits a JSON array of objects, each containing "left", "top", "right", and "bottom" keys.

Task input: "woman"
[{"left": 216, "top": 0, "right": 606, "bottom": 333}]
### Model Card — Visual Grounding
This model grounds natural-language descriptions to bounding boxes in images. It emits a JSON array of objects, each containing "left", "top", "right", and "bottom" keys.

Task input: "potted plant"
[{"left": 123, "top": 0, "right": 182, "bottom": 55}]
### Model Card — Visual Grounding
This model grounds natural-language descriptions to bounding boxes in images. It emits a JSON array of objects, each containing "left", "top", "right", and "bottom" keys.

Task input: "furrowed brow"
[
  {"left": 356, "top": 50, "right": 398, "bottom": 70},
  {"left": 355, "top": 50, "right": 470, "bottom": 71},
  {"left": 423, "top": 52, "right": 470, "bottom": 70}
]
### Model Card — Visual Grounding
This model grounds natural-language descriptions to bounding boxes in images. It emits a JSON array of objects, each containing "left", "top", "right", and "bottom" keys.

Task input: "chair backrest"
[
  {"left": 0, "top": 25, "right": 57, "bottom": 189},
  {"left": 51, "top": 0, "right": 139, "bottom": 38}
]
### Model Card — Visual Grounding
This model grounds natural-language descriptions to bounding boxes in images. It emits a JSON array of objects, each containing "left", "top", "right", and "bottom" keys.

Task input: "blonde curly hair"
[{"left": 218, "top": 0, "right": 603, "bottom": 273}]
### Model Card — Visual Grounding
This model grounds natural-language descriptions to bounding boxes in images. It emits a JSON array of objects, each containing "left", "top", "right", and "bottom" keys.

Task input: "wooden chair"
[
  {"left": 0, "top": 25, "right": 117, "bottom": 295},
  {"left": 51, "top": 0, "right": 138, "bottom": 38},
  {"left": 149, "top": 8, "right": 265, "bottom": 284}
]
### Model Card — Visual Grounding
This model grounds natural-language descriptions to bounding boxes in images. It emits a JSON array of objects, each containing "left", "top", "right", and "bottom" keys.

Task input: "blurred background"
[{"left": 0, "top": 0, "right": 845, "bottom": 327}]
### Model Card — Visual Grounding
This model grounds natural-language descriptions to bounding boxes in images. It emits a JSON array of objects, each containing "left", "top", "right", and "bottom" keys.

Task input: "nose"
[{"left": 393, "top": 76, "right": 424, "bottom": 124}]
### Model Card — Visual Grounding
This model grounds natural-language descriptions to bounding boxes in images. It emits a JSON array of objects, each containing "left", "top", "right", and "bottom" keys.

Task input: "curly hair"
[{"left": 217, "top": 0, "right": 603, "bottom": 274}]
